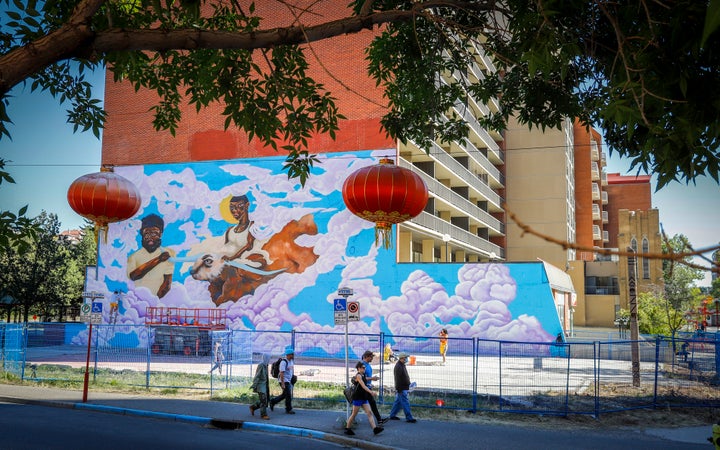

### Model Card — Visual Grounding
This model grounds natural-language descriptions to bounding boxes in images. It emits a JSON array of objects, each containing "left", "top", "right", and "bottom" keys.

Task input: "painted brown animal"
[{"left": 190, "top": 214, "right": 319, "bottom": 305}]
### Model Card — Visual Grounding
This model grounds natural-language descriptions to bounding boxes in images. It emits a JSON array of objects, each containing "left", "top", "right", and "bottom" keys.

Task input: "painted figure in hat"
[{"left": 127, "top": 214, "right": 175, "bottom": 298}]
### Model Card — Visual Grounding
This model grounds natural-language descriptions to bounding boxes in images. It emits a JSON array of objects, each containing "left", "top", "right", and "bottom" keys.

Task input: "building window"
[
  {"left": 642, "top": 238, "right": 650, "bottom": 279},
  {"left": 630, "top": 237, "right": 637, "bottom": 253}
]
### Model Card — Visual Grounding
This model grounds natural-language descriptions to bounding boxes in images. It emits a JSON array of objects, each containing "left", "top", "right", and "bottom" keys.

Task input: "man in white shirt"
[{"left": 270, "top": 346, "right": 296, "bottom": 414}]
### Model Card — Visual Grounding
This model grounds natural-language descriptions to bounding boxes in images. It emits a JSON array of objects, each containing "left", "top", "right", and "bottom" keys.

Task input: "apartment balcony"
[
  {"left": 398, "top": 157, "right": 504, "bottom": 234},
  {"left": 601, "top": 191, "right": 608, "bottom": 205},
  {"left": 592, "top": 204, "right": 601, "bottom": 221},
  {"left": 603, "top": 230, "right": 609, "bottom": 242},
  {"left": 592, "top": 225, "right": 602, "bottom": 241},
  {"left": 591, "top": 161, "right": 600, "bottom": 181},
  {"left": 407, "top": 211, "right": 504, "bottom": 258},
  {"left": 456, "top": 138, "right": 504, "bottom": 187},
  {"left": 592, "top": 183, "right": 600, "bottom": 201},
  {"left": 602, "top": 210, "right": 608, "bottom": 223},
  {"left": 600, "top": 151, "right": 607, "bottom": 168},
  {"left": 590, "top": 140, "right": 599, "bottom": 161},
  {"left": 450, "top": 103, "right": 504, "bottom": 164}
]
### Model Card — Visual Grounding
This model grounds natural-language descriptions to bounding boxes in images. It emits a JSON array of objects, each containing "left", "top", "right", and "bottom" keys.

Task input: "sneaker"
[
  {"left": 380, "top": 417, "right": 390, "bottom": 424},
  {"left": 373, "top": 426, "right": 384, "bottom": 435},
  {"left": 407, "top": 418, "right": 417, "bottom": 423},
  {"left": 269, "top": 402, "right": 275, "bottom": 412},
  {"left": 344, "top": 428, "right": 355, "bottom": 436},
  {"left": 389, "top": 416, "right": 400, "bottom": 420},
  {"left": 261, "top": 415, "right": 270, "bottom": 420},
  {"left": 286, "top": 410, "right": 296, "bottom": 414},
  {"left": 249, "top": 405, "right": 256, "bottom": 416}
]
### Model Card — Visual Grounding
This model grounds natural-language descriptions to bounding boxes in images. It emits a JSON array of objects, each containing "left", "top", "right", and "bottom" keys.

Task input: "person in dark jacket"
[
  {"left": 345, "top": 361, "right": 384, "bottom": 436},
  {"left": 387, "top": 352, "right": 416, "bottom": 423}
]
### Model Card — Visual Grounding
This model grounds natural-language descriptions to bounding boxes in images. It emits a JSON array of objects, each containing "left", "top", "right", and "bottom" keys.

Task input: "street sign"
[
  {"left": 348, "top": 301, "right": 360, "bottom": 321},
  {"left": 90, "top": 302, "right": 103, "bottom": 324},
  {"left": 334, "top": 311, "right": 347, "bottom": 325},
  {"left": 338, "top": 287, "right": 354, "bottom": 297},
  {"left": 80, "top": 303, "right": 91, "bottom": 323},
  {"left": 82, "top": 291, "right": 104, "bottom": 299},
  {"left": 334, "top": 298, "right": 347, "bottom": 311}
]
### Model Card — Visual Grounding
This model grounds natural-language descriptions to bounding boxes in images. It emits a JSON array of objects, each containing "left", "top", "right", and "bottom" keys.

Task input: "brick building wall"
[{"left": 101, "top": 1, "right": 394, "bottom": 167}]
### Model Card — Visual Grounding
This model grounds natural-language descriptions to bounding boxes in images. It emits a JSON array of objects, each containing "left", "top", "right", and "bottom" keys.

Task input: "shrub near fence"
[{"left": 1, "top": 323, "right": 719, "bottom": 417}]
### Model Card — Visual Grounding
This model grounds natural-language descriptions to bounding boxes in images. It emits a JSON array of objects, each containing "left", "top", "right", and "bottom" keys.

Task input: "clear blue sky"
[{"left": 0, "top": 70, "right": 718, "bottom": 286}]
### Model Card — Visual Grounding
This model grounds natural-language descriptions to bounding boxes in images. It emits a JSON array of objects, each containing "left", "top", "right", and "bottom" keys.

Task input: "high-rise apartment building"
[{"left": 504, "top": 121, "right": 663, "bottom": 327}]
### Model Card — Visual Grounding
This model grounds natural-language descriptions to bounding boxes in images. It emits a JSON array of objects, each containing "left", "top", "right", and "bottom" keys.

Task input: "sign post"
[
  {"left": 81, "top": 291, "right": 104, "bottom": 403},
  {"left": 337, "top": 287, "right": 354, "bottom": 421}
]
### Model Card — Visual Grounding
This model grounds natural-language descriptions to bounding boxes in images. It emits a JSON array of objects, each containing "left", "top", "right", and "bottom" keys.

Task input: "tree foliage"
[
  {"left": 0, "top": 158, "right": 39, "bottom": 254},
  {"left": 0, "top": 212, "right": 92, "bottom": 322},
  {"left": 1, "top": 0, "right": 719, "bottom": 187}
]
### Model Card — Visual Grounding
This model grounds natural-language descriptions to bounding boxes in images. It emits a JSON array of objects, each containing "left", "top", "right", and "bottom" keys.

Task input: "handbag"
[
  {"left": 291, "top": 374, "right": 298, "bottom": 385},
  {"left": 343, "top": 384, "right": 356, "bottom": 403}
]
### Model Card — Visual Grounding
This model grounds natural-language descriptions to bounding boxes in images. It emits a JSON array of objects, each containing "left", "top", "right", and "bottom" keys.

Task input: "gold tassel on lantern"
[{"left": 375, "top": 222, "right": 393, "bottom": 250}]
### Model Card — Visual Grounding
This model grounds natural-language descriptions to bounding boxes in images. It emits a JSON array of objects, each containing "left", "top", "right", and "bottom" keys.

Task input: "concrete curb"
[{"left": 0, "top": 396, "right": 398, "bottom": 450}]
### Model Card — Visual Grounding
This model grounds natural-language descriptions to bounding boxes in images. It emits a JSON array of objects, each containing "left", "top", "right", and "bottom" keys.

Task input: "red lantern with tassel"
[
  {"left": 342, "top": 158, "right": 428, "bottom": 249},
  {"left": 67, "top": 167, "right": 141, "bottom": 241}
]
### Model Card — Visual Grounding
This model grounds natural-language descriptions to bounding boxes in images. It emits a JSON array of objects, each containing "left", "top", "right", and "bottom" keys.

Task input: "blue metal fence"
[{"left": 1, "top": 322, "right": 718, "bottom": 417}]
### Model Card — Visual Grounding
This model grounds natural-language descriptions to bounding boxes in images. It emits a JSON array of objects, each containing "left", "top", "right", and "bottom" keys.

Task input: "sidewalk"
[{"left": 0, "top": 383, "right": 712, "bottom": 449}]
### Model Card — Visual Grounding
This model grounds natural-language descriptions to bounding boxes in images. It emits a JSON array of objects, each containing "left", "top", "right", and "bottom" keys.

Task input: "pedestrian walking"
[
  {"left": 387, "top": 352, "right": 416, "bottom": 423},
  {"left": 270, "top": 346, "right": 296, "bottom": 414},
  {"left": 345, "top": 361, "right": 384, "bottom": 436},
  {"left": 361, "top": 350, "right": 387, "bottom": 424},
  {"left": 439, "top": 328, "right": 448, "bottom": 364},
  {"left": 209, "top": 340, "right": 224, "bottom": 374},
  {"left": 249, "top": 353, "right": 271, "bottom": 419}
]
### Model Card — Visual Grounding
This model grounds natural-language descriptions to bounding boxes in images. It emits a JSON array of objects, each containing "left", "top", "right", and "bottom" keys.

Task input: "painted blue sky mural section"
[{"left": 84, "top": 150, "right": 561, "bottom": 351}]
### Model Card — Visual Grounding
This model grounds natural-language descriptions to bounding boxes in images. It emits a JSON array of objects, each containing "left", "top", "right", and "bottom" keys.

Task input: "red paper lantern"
[
  {"left": 342, "top": 158, "right": 428, "bottom": 249},
  {"left": 67, "top": 167, "right": 141, "bottom": 240}
]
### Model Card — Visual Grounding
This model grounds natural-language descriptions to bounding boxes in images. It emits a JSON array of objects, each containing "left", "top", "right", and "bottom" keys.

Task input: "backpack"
[{"left": 270, "top": 357, "right": 286, "bottom": 378}]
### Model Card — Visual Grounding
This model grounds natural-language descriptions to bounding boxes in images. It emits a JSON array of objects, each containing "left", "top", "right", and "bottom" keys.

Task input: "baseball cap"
[{"left": 285, "top": 346, "right": 294, "bottom": 355}]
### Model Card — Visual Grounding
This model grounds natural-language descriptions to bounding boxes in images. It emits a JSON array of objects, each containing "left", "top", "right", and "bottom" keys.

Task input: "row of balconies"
[{"left": 592, "top": 225, "right": 610, "bottom": 243}]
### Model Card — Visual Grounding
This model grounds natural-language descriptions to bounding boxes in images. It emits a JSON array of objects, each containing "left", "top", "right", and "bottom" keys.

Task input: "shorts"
[{"left": 352, "top": 399, "right": 368, "bottom": 406}]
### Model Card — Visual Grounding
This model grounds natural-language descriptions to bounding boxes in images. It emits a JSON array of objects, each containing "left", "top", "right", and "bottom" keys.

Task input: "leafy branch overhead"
[{"left": 1, "top": 0, "right": 720, "bottom": 187}]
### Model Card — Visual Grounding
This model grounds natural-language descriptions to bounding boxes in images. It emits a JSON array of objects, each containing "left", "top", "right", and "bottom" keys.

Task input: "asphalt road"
[{"left": 0, "top": 402, "right": 345, "bottom": 450}]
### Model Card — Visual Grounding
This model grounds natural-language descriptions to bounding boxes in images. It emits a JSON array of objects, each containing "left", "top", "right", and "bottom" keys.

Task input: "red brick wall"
[{"left": 102, "top": 1, "right": 394, "bottom": 166}]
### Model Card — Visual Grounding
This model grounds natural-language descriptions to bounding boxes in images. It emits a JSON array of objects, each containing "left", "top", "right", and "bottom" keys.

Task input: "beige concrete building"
[{"left": 503, "top": 120, "right": 663, "bottom": 329}]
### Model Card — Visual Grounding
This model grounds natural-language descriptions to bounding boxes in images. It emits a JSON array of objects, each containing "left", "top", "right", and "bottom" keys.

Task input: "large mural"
[{"left": 84, "top": 150, "right": 562, "bottom": 352}]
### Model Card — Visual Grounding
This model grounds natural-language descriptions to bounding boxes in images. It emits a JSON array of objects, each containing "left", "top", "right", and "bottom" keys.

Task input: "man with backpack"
[{"left": 269, "top": 346, "right": 296, "bottom": 414}]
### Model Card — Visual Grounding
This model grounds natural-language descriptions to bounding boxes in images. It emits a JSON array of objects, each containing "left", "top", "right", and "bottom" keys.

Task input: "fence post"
[
  {"left": 379, "top": 332, "right": 385, "bottom": 404},
  {"left": 653, "top": 335, "right": 661, "bottom": 407},
  {"left": 498, "top": 340, "right": 503, "bottom": 411},
  {"left": 472, "top": 337, "right": 477, "bottom": 413},
  {"left": 594, "top": 341, "right": 600, "bottom": 418},
  {"left": 146, "top": 325, "right": 151, "bottom": 389},
  {"left": 715, "top": 332, "right": 720, "bottom": 385}
]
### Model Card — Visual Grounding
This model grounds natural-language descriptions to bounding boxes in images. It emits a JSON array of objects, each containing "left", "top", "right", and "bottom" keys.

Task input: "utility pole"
[{"left": 627, "top": 248, "right": 640, "bottom": 387}]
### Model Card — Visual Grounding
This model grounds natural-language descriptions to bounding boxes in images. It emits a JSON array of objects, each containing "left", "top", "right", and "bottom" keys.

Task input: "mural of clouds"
[{"left": 85, "top": 151, "right": 562, "bottom": 354}]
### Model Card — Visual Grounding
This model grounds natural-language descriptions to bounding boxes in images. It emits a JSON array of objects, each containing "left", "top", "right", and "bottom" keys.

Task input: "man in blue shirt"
[{"left": 361, "top": 350, "right": 388, "bottom": 424}]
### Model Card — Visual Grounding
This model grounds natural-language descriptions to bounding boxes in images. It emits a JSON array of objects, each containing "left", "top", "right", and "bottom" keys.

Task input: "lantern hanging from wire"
[
  {"left": 67, "top": 166, "right": 141, "bottom": 242},
  {"left": 342, "top": 158, "right": 428, "bottom": 249}
]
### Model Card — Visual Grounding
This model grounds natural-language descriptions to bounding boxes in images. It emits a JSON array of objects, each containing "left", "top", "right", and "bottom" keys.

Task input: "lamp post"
[{"left": 442, "top": 234, "right": 451, "bottom": 262}]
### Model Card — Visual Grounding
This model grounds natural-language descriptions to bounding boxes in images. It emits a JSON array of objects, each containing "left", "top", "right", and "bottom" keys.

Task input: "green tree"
[
  {"left": 663, "top": 234, "right": 705, "bottom": 311},
  {"left": 0, "top": 212, "right": 85, "bottom": 322},
  {"left": 635, "top": 291, "right": 686, "bottom": 337},
  {"left": 1, "top": 0, "right": 719, "bottom": 187},
  {"left": 0, "top": 159, "right": 39, "bottom": 254}
]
